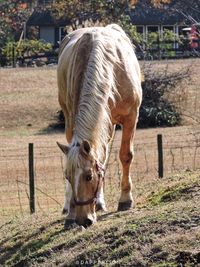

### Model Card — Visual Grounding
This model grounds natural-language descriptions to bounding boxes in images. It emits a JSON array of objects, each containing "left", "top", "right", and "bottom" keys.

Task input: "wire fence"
[{"left": 0, "top": 126, "right": 200, "bottom": 223}]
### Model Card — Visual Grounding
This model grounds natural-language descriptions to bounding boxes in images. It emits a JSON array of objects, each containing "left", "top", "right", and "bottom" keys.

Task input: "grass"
[
  {"left": 1, "top": 59, "right": 200, "bottom": 136},
  {"left": 0, "top": 60, "right": 200, "bottom": 266},
  {"left": 0, "top": 171, "right": 199, "bottom": 267}
]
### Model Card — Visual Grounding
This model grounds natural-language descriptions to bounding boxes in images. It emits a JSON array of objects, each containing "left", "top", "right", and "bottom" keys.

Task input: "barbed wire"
[{"left": 0, "top": 127, "right": 200, "bottom": 222}]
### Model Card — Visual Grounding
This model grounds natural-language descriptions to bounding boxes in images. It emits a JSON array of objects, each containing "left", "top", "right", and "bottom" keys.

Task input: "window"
[
  {"left": 161, "top": 26, "right": 174, "bottom": 34},
  {"left": 136, "top": 26, "right": 144, "bottom": 35},
  {"left": 59, "top": 27, "right": 67, "bottom": 43},
  {"left": 147, "top": 26, "right": 159, "bottom": 34},
  {"left": 37, "top": 0, "right": 55, "bottom": 6},
  {"left": 178, "top": 25, "right": 190, "bottom": 37},
  {"left": 146, "top": 26, "right": 159, "bottom": 50},
  {"left": 161, "top": 26, "right": 176, "bottom": 48}
]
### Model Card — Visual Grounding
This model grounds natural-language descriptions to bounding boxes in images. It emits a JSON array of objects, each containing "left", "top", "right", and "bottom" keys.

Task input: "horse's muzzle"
[{"left": 76, "top": 217, "right": 94, "bottom": 228}]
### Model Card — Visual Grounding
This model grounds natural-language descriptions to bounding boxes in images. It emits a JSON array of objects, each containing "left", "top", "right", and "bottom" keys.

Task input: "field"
[{"left": 0, "top": 59, "right": 200, "bottom": 266}]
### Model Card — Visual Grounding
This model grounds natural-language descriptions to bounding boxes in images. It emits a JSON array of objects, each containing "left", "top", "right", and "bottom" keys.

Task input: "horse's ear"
[
  {"left": 80, "top": 140, "right": 91, "bottom": 157},
  {"left": 57, "top": 142, "right": 69, "bottom": 155}
]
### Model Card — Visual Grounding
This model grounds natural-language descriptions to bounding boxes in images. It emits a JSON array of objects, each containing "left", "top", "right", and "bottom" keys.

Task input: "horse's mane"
[{"left": 59, "top": 25, "right": 133, "bottom": 160}]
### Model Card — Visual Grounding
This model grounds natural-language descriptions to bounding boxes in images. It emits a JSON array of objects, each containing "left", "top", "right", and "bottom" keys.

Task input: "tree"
[
  {"left": 51, "top": 0, "right": 172, "bottom": 31},
  {"left": 169, "top": 0, "right": 200, "bottom": 24},
  {"left": 0, "top": 0, "right": 32, "bottom": 43},
  {"left": 0, "top": 0, "right": 33, "bottom": 65}
]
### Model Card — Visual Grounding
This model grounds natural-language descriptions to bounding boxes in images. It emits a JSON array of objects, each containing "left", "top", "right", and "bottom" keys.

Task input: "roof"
[
  {"left": 129, "top": 3, "right": 189, "bottom": 25},
  {"left": 27, "top": 1, "right": 200, "bottom": 28},
  {"left": 129, "top": 0, "right": 200, "bottom": 26},
  {"left": 27, "top": 9, "right": 70, "bottom": 27}
]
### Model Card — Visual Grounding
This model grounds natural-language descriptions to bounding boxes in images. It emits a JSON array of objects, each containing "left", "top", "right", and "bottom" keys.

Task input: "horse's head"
[{"left": 57, "top": 140, "right": 104, "bottom": 227}]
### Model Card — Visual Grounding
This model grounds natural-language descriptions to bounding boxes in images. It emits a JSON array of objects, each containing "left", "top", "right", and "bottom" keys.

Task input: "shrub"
[
  {"left": 1, "top": 39, "right": 53, "bottom": 66},
  {"left": 138, "top": 63, "right": 191, "bottom": 128}
]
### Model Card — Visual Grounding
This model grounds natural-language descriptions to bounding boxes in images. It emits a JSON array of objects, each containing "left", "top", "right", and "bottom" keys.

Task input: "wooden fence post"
[
  {"left": 157, "top": 134, "right": 164, "bottom": 178},
  {"left": 12, "top": 43, "right": 16, "bottom": 68},
  {"left": 29, "top": 143, "right": 35, "bottom": 214}
]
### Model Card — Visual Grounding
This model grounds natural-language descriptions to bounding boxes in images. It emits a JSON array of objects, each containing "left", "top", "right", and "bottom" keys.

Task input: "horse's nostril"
[
  {"left": 75, "top": 218, "right": 93, "bottom": 228},
  {"left": 84, "top": 218, "right": 93, "bottom": 228}
]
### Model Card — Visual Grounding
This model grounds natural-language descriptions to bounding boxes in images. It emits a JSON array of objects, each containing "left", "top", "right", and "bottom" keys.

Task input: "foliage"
[
  {"left": 2, "top": 39, "right": 53, "bottom": 66},
  {"left": 0, "top": 0, "right": 31, "bottom": 38},
  {"left": 51, "top": 0, "right": 130, "bottom": 30},
  {"left": 51, "top": 0, "right": 172, "bottom": 34},
  {"left": 142, "top": 29, "right": 180, "bottom": 58},
  {"left": 0, "top": 0, "right": 32, "bottom": 62},
  {"left": 0, "top": 0, "right": 173, "bottom": 64},
  {"left": 138, "top": 64, "right": 191, "bottom": 128},
  {"left": 160, "top": 29, "right": 179, "bottom": 57}
]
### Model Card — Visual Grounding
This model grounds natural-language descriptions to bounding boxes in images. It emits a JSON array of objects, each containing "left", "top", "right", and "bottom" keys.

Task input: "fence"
[
  {"left": 0, "top": 126, "right": 200, "bottom": 223},
  {"left": 1, "top": 44, "right": 200, "bottom": 68}
]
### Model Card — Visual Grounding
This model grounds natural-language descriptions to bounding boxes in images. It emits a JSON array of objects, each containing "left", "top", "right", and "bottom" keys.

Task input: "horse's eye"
[{"left": 85, "top": 174, "right": 93, "bottom": 181}]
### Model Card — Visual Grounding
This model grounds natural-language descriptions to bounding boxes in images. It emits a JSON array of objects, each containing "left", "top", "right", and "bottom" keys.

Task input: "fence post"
[
  {"left": 157, "top": 134, "right": 164, "bottom": 178},
  {"left": 29, "top": 143, "right": 35, "bottom": 214},
  {"left": 12, "top": 43, "right": 16, "bottom": 68}
]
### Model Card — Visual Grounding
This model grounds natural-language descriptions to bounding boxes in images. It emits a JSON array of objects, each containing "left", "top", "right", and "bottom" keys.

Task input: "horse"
[{"left": 57, "top": 24, "right": 142, "bottom": 228}]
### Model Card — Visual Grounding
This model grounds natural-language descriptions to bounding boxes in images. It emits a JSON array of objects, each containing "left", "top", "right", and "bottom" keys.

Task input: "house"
[
  {"left": 27, "top": 0, "right": 69, "bottom": 47},
  {"left": 129, "top": 1, "right": 196, "bottom": 43},
  {"left": 27, "top": 0, "right": 200, "bottom": 48}
]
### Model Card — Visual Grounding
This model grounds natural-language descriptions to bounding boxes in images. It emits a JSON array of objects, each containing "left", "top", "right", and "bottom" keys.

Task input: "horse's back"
[{"left": 57, "top": 25, "right": 142, "bottom": 128}]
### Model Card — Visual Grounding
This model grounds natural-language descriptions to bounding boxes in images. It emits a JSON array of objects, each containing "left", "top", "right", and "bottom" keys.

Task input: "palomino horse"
[{"left": 57, "top": 24, "right": 142, "bottom": 228}]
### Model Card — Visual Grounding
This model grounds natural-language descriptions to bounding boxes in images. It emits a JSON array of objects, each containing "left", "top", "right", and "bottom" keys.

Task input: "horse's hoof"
[
  {"left": 64, "top": 219, "right": 76, "bottom": 230},
  {"left": 117, "top": 200, "right": 133, "bottom": 211},
  {"left": 96, "top": 203, "right": 107, "bottom": 212}
]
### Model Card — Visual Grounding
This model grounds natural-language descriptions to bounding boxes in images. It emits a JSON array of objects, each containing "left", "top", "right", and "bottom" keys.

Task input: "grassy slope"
[{"left": 0, "top": 171, "right": 199, "bottom": 267}]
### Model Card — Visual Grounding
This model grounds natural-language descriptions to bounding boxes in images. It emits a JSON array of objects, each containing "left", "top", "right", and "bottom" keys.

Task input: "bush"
[
  {"left": 1, "top": 39, "right": 53, "bottom": 66},
  {"left": 57, "top": 64, "right": 191, "bottom": 130},
  {"left": 138, "top": 63, "right": 191, "bottom": 128}
]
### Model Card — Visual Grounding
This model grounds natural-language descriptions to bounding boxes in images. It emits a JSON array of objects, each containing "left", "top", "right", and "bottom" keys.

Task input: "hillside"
[{"left": 0, "top": 171, "right": 199, "bottom": 267}]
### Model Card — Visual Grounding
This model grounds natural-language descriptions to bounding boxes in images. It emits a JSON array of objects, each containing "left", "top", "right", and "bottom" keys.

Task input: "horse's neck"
[
  {"left": 70, "top": 30, "right": 115, "bottom": 163},
  {"left": 72, "top": 103, "right": 111, "bottom": 163}
]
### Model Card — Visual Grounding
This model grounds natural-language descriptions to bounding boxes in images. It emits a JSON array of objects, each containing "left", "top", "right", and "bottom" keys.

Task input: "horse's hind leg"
[{"left": 118, "top": 109, "right": 138, "bottom": 211}]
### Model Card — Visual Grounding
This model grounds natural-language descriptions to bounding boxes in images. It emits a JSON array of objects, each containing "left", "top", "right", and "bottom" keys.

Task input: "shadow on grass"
[
  {"left": 37, "top": 122, "right": 65, "bottom": 135},
  {"left": 37, "top": 121, "right": 122, "bottom": 136},
  {"left": 0, "top": 218, "right": 66, "bottom": 266}
]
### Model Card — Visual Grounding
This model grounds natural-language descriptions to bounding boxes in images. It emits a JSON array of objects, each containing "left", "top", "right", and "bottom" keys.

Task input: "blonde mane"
[{"left": 59, "top": 26, "right": 127, "bottom": 160}]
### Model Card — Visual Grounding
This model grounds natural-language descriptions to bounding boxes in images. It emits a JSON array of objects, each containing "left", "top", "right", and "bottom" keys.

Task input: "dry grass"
[
  {"left": 0, "top": 125, "right": 200, "bottom": 223},
  {"left": 0, "top": 60, "right": 200, "bottom": 221},
  {"left": 0, "top": 60, "right": 200, "bottom": 266},
  {"left": 0, "top": 60, "right": 200, "bottom": 267},
  {"left": 0, "top": 67, "right": 59, "bottom": 134},
  {"left": 0, "top": 59, "right": 200, "bottom": 136}
]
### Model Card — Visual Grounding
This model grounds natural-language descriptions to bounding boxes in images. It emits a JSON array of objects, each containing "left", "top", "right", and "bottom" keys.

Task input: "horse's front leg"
[
  {"left": 118, "top": 110, "right": 138, "bottom": 211},
  {"left": 62, "top": 180, "right": 76, "bottom": 228},
  {"left": 96, "top": 186, "right": 106, "bottom": 211}
]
